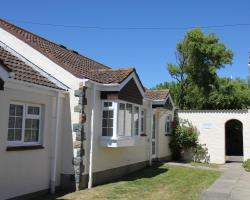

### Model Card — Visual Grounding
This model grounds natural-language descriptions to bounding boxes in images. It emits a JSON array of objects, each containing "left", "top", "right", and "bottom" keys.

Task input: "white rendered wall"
[
  {"left": 156, "top": 110, "right": 174, "bottom": 159},
  {"left": 0, "top": 84, "right": 66, "bottom": 200},
  {"left": 178, "top": 110, "right": 250, "bottom": 164}
]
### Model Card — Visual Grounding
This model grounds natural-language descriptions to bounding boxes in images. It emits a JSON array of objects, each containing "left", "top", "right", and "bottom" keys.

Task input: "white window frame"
[
  {"left": 140, "top": 108, "right": 145, "bottom": 134},
  {"left": 7, "top": 102, "right": 42, "bottom": 146},
  {"left": 165, "top": 114, "right": 172, "bottom": 135},
  {"left": 101, "top": 100, "right": 142, "bottom": 139},
  {"left": 101, "top": 101, "right": 117, "bottom": 138}
]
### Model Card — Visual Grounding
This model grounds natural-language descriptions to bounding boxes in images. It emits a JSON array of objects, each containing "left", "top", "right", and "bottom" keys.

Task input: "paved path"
[{"left": 201, "top": 163, "right": 250, "bottom": 200}]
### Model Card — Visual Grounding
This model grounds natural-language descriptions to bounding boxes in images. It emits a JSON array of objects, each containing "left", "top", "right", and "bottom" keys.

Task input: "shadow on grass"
[
  {"left": 33, "top": 163, "right": 168, "bottom": 200},
  {"left": 122, "top": 162, "right": 168, "bottom": 181}
]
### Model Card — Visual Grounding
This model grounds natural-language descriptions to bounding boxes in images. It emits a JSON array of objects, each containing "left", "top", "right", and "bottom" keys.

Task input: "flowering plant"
[{"left": 169, "top": 118, "right": 199, "bottom": 159}]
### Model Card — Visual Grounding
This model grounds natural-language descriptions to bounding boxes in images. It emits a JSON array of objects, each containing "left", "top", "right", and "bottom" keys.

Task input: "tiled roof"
[
  {"left": 0, "top": 19, "right": 112, "bottom": 80},
  {"left": 0, "top": 46, "right": 64, "bottom": 90},
  {"left": 145, "top": 89, "right": 169, "bottom": 100},
  {"left": 89, "top": 68, "right": 134, "bottom": 84}
]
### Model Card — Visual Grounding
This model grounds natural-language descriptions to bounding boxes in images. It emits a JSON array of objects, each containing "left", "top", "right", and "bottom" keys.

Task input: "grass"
[
  {"left": 48, "top": 164, "right": 221, "bottom": 200},
  {"left": 190, "top": 162, "right": 221, "bottom": 169},
  {"left": 242, "top": 159, "right": 250, "bottom": 172}
]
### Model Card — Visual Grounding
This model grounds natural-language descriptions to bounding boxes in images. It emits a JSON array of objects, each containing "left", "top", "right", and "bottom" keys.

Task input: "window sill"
[
  {"left": 99, "top": 136, "right": 136, "bottom": 147},
  {"left": 6, "top": 145, "right": 44, "bottom": 151}
]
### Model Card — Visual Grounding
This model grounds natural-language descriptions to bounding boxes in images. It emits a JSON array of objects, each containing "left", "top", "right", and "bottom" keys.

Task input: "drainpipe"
[
  {"left": 88, "top": 83, "right": 96, "bottom": 189},
  {"left": 149, "top": 101, "right": 153, "bottom": 166},
  {"left": 50, "top": 91, "right": 61, "bottom": 193}
]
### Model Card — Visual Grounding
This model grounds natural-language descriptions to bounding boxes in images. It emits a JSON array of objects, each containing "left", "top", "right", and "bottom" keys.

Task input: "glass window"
[
  {"left": 125, "top": 103, "right": 132, "bottom": 136},
  {"left": 118, "top": 103, "right": 125, "bottom": 136},
  {"left": 8, "top": 103, "right": 41, "bottom": 145},
  {"left": 8, "top": 104, "right": 23, "bottom": 141},
  {"left": 140, "top": 109, "right": 145, "bottom": 134},
  {"left": 134, "top": 106, "right": 139, "bottom": 136},
  {"left": 102, "top": 103, "right": 114, "bottom": 137},
  {"left": 165, "top": 115, "right": 172, "bottom": 135}
]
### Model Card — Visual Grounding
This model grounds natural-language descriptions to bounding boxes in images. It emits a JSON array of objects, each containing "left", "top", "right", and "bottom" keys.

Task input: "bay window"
[
  {"left": 8, "top": 103, "right": 42, "bottom": 146},
  {"left": 102, "top": 101, "right": 143, "bottom": 138}
]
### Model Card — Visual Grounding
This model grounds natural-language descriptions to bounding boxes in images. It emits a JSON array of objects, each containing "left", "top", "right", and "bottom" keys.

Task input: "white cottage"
[{"left": 0, "top": 19, "right": 175, "bottom": 199}]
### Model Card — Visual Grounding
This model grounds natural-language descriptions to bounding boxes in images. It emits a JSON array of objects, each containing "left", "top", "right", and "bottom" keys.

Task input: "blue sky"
[{"left": 1, "top": 0, "right": 250, "bottom": 88}]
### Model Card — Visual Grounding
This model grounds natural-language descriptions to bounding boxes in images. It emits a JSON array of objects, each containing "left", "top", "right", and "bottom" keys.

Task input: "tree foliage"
[
  {"left": 154, "top": 28, "right": 250, "bottom": 110},
  {"left": 166, "top": 28, "right": 234, "bottom": 109}
]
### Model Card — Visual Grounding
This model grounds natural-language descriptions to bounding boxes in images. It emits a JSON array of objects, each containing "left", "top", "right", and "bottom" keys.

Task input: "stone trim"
[{"left": 73, "top": 85, "right": 87, "bottom": 190}]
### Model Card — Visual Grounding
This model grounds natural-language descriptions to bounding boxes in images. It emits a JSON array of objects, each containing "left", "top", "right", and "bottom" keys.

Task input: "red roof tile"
[
  {"left": 0, "top": 19, "right": 140, "bottom": 85},
  {"left": 145, "top": 89, "right": 169, "bottom": 100},
  {"left": 0, "top": 46, "right": 64, "bottom": 90}
]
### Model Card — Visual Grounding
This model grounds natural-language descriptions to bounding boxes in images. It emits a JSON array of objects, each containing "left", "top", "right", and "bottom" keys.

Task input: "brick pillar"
[{"left": 73, "top": 85, "right": 87, "bottom": 190}]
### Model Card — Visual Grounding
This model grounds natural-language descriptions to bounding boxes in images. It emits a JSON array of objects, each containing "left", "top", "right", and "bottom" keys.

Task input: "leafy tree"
[
  {"left": 155, "top": 77, "right": 250, "bottom": 110},
  {"left": 167, "top": 28, "right": 233, "bottom": 109}
]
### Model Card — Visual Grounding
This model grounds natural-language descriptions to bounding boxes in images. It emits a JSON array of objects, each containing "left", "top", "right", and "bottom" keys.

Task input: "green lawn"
[
  {"left": 52, "top": 164, "right": 221, "bottom": 200},
  {"left": 190, "top": 162, "right": 222, "bottom": 169}
]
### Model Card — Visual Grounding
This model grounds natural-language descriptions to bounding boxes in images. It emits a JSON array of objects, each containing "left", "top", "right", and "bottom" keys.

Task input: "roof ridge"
[
  {"left": 0, "top": 19, "right": 111, "bottom": 74},
  {"left": 90, "top": 67, "right": 134, "bottom": 72}
]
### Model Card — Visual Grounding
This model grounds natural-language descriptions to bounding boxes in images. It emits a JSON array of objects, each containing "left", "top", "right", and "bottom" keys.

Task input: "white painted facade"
[
  {"left": 178, "top": 110, "right": 250, "bottom": 164},
  {"left": 0, "top": 26, "right": 174, "bottom": 199}
]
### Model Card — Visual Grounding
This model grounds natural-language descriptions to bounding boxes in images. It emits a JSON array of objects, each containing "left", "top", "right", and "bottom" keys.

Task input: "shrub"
[
  {"left": 170, "top": 118, "right": 199, "bottom": 160},
  {"left": 242, "top": 159, "right": 250, "bottom": 172},
  {"left": 192, "top": 144, "right": 209, "bottom": 163}
]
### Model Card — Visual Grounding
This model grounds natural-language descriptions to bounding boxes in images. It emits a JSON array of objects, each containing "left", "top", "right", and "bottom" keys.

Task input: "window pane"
[
  {"left": 15, "top": 117, "right": 23, "bottom": 128},
  {"left": 104, "top": 102, "right": 112, "bottom": 107},
  {"left": 24, "top": 129, "right": 32, "bottom": 142},
  {"left": 9, "top": 104, "right": 16, "bottom": 116},
  {"left": 125, "top": 104, "right": 132, "bottom": 136},
  {"left": 102, "top": 128, "right": 107, "bottom": 136},
  {"left": 32, "top": 130, "right": 39, "bottom": 142},
  {"left": 31, "top": 119, "right": 39, "bottom": 129},
  {"left": 102, "top": 109, "right": 114, "bottom": 137},
  {"left": 107, "top": 128, "right": 113, "bottom": 136},
  {"left": 14, "top": 129, "right": 22, "bottom": 141},
  {"left": 8, "top": 104, "right": 23, "bottom": 142},
  {"left": 8, "top": 117, "right": 15, "bottom": 128},
  {"left": 33, "top": 107, "right": 40, "bottom": 115},
  {"left": 28, "top": 106, "right": 34, "bottom": 115},
  {"left": 102, "top": 119, "right": 107, "bottom": 127},
  {"left": 25, "top": 119, "right": 32, "bottom": 129},
  {"left": 118, "top": 103, "right": 125, "bottom": 136},
  {"left": 107, "top": 119, "right": 113, "bottom": 128},
  {"left": 108, "top": 110, "right": 113, "bottom": 118},
  {"left": 8, "top": 129, "right": 14, "bottom": 141},
  {"left": 103, "top": 110, "right": 108, "bottom": 118},
  {"left": 152, "top": 115, "right": 156, "bottom": 139},
  {"left": 28, "top": 106, "right": 40, "bottom": 115},
  {"left": 134, "top": 106, "right": 139, "bottom": 136},
  {"left": 15, "top": 105, "right": 23, "bottom": 116}
]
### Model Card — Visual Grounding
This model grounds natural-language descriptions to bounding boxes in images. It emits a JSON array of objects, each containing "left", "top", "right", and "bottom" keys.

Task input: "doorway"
[{"left": 225, "top": 119, "right": 243, "bottom": 162}]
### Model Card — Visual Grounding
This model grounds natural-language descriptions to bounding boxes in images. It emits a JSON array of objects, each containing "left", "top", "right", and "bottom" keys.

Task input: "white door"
[{"left": 152, "top": 114, "right": 156, "bottom": 158}]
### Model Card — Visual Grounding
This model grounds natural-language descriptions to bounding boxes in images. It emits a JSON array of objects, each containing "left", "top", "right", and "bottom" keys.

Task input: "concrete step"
[{"left": 226, "top": 156, "right": 243, "bottom": 162}]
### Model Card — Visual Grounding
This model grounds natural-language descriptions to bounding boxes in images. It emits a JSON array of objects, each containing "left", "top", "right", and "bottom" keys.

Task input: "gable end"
[
  {"left": 119, "top": 78, "right": 143, "bottom": 105},
  {"left": 101, "top": 78, "right": 143, "bottom": 105}
]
